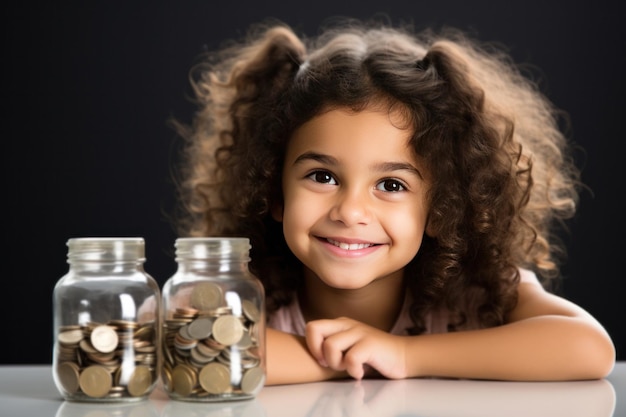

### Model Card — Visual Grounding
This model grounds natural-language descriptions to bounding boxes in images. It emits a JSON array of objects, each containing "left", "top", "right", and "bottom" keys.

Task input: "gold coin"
[
  {"left": 58, "top": 329, "right": 84, "bottom": 346},
  {"left": 242, "top": 299, "right": 261, "bottom": 323},
  {"left": 198, "top": 362, "right": 231, "bottom": 394},
  {"left": 174, "top": 307, "right": 198, "bottom": 318},
  {"left": 162, "top": 365, "right": 172, "bottom": 391},
  {"left": 212, "top": 315, "right": 244, "bottom": 346},
  {"left": 90, "top": 325, "right": 119, "bottom": 353},
  {"left": 241, "top": 366, "right": 265, "bottom": 395},
  {"left": 190, "top": 282, "right": 223, "bottom": 310},
  {"left": 134, "top": 323, "right": 155, "bottom": 340},
  {"left": 127, "top": 365, "right": 153, "bottom": 397},
  {"left": 195, "top": 340, "right": 220, "bottom": 358},
  {"left": 163, "top": 338, "right": 175, "bottom": 365},
  {"left": 79, "top": 365, "right": 112, "bottom": 398},
  {"left": 79, "top": 338, "right": 98, "bottom": 353},
  {"left": 171, "top": 364, "right": 197, "bottom": 396},
  {"left": 56, "top": 362, "right": 80, "bottom": 394},
  {"left": 108, "top": 319, "right": 138, "bottom": 330}
]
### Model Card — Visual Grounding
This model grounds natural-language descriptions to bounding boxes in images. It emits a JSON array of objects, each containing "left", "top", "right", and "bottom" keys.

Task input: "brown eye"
[
  {"left": 307, "top": 171, "right": 336, "bottom": 185},
  {"left": 376, "top": 179, "right": 405, "bottom": 192}
]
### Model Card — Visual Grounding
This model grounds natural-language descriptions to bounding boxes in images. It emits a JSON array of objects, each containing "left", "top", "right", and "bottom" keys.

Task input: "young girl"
[{"left": 172, "top": 19, "right": 615, "bottom": 385}]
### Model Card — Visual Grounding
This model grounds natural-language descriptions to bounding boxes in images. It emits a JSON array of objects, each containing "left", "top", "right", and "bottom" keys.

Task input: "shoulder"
[
  {"left": 518, "top": 267, "right": 541, "bottom": 284},
  {"left": 267, "top": 296, "right": 307, "bottom": 336}
]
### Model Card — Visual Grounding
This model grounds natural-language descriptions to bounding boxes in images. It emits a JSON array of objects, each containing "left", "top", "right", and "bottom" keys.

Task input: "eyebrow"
[
  {"left": 293, "top": 152, "right": 337, "bottom": 166},
  {"left": 293, "top": 151, "right": 423, "bottom": 179}
]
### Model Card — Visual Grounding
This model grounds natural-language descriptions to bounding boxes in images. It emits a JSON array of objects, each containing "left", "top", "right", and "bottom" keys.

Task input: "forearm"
[
  {"left": 406, "top": 316, "right": 615, "bottom": 381},
  {"left": 265, "top": 327, "right": 347, "bottom": 385}
]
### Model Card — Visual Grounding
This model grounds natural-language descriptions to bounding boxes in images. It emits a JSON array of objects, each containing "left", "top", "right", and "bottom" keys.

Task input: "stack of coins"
[
  {"left": 55, "top": 320, "right": 157, "bottom": 400},
  {"left": 162, "top": 282, "right": 265, "bottom": 400}
]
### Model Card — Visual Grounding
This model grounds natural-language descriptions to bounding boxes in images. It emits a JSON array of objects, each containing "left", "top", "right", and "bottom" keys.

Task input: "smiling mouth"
[{"left": 325, "top": 238, "right": 377, "bottom": 250}]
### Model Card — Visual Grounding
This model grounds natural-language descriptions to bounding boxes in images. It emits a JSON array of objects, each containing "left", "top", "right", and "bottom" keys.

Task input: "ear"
[
  {"left": 425, "top": 217, "right": 437, "bottom": 238},
  {"left": 271, "top": 201, "right": 284, "bottom": 222}
]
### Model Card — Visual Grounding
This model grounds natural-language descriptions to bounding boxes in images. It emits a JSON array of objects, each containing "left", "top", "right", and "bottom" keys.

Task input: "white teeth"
[{"left": 327, "top": 238, "right": 373, "bottom": 250}]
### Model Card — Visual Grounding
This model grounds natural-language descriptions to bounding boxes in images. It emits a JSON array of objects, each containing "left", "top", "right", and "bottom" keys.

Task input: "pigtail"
[
  {"left": 440, "top": 35, "right": 579, "bottom": 287},
  {"left": 173, "top": 24, "right": 308, "bottom": 315},
  {"left": 396, "top": 42, "right": 515, "bottom": 332},
  {"left": 406, "top": 32, "right": 580, "bottom": 332},
  {"left": 179, "top": 25, "right": 304, "bottom": 229},
  {"left": 428, "top": 43, "right": 522, "bottom": 329}
]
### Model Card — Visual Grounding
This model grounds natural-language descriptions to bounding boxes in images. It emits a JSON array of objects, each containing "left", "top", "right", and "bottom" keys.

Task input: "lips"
[{"left": 325, "top": 238, "right": 376, "bottom": 250}]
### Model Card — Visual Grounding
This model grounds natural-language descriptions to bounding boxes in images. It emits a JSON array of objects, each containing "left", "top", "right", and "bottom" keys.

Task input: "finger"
[
  {"left": 342, "top": 342, "right": 375, "bottom": 380},
  {"left": 319, "top": 328, "right": 367, "bottom": 372},
  {"left": 305, "top": 319, "right": 351, "bottom": 366}
]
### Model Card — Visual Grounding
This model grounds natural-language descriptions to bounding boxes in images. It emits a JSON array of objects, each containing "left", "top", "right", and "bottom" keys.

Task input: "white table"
[{"left": 1, "top": 363, "right": 624, "bottom": 417}]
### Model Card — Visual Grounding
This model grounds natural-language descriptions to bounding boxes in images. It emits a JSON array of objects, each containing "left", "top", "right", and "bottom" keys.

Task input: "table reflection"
[
  {"left": 55, "top": 399, "right": 159, "bottom": 417},
  {"left": 160, "top": 397, "right": 266, "bottom": 417},
  {"left": 55, "top": 387, "right": 266, "bottom": 417},
  {"left": 53, "top": 377, "right": 616, "bottom": 417},
  {"left": 257, "top": 377, "right": 616, "bottom": 417}
]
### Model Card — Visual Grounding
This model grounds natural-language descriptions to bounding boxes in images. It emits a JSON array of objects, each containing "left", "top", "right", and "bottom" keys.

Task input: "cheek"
[
  {"left": 281, "top": 192, "right": 315, "bottom": 241},
  {"left": 386, "top": 204, "right": 428, "bottom": 246}
]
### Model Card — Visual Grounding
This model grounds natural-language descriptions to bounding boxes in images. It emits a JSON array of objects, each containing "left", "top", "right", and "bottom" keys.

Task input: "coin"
[
  {"left": 79, "top": 365, "right": 112, "bottom": 398},
  {"left": 236, "top": 332, "right": 253, "bottom": 350},
  {"left": 191, "top": 282, "right": 223, "bottom": 310},
  {"left": 195, "top": 340, "right": 220, "bottom": 358},
  {"left": 79, "top": 339, "right": 98, "bottom": 354},
  {"left": 56, "top": 362, "right": 80, "bottom": 394},
  {"left": 58, "top": 329, "right": 84, "bottom": 346},
  {"left": 90, "top": 325, "right": 119, "bottom": 353},
  {"left": 242, "top": 299, "right": 261, "bottom": 323},
  {"left": 162, "top": 285, "right": 264, "bottom": 399},
  {"left": 174, "top": 307, "right": 199, "bottom": 318},
  {"left": 162, "top": 364, "right": 172, "bottom": 390},
  {"left": 212, "top": 315, "right": 244, "bottom": 346},
  {"left": 189, "top": 347, "right": 214, "bottom": 366},
  {"left": 187, "top": 317, "right": 213, "bottom": 340},
  {"left": 127, "top": 365, "right": 153, "bottom": 397},
  {"left": 171, "top": 364, "right": 197, "bottom": 396},
  {"left": 177, "top": 324, "right": 194, "bottom": 342},
  {"left": 134, "top": 323, "right": 155, "bottom": 339},
  {"left": 199, "top": 362, "right": 231, "bottom": 394},
  {"left": 109, "top": 319, "right": 138, "bottom": 329},
  {"left": 240, "top": 366, "right": 265, "bottom": 395},
  {"left": 54, "top": 319, "right": 158, "bottom": 400}
]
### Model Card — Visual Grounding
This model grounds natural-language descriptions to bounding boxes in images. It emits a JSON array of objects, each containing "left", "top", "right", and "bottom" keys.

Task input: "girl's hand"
[{"left": 305, "top": 317, "right": 408, "bottom": 380}]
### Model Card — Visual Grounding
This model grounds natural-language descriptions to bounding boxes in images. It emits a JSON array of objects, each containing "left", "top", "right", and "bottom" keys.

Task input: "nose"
[{"left": 329, "top": 188, "right": 372, "bottom": 226}]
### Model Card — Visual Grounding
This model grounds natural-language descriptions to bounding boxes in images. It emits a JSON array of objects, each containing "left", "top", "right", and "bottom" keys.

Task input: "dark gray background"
[{"left": 4, "top": 1, "right": 624, "bottom": 364}]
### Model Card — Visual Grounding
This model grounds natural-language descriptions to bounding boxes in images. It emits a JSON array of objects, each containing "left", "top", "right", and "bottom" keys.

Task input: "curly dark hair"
[{"left": 172, "top": 19, "right": 581, "bottom": 335}]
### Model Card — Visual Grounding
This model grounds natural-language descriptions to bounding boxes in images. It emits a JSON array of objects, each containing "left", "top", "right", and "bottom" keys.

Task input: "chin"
[{"left": 319, "top": 276, "right": 374, "bottom": 291}]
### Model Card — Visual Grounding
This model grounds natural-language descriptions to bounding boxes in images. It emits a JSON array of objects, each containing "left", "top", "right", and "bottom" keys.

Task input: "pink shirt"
[{"left": 267, "top": 268, "right": 539, "bottom": 336}]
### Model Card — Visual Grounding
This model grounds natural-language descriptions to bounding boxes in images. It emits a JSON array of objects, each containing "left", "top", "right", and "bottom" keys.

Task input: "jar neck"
[
  {"left": 174, "top": 237, "right": 252, "bottom": 275},
  {"left": 176, "top": 259, "right": 249, "bottom": 274},
  {"left": 66, "top": 238, "right": 146, "bottom": 267},
  {"left": 69, "top": 260, "right": 145, "bottom": 273}
]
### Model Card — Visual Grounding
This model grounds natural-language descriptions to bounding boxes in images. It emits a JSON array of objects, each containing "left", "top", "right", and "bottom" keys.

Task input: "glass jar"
[
  {"left": 161, "top": 237, "right": 266, "bottom": 402},
  {"left": 52, "top": 237, "right": 160, "bottom": 402}
]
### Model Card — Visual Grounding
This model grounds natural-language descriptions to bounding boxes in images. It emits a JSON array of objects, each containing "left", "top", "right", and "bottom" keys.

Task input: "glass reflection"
[
  {"left": 256, "top": 378, "right": 616, "bottom": 417},
  {"left": 55, "top": 399, "right": 158, "bottom": 417},
  {"left": 160, "top": 397, "right": 266, "bottom": 417},
  {"left": 52, "top": 377, "right": 615, "bottom": 417}
]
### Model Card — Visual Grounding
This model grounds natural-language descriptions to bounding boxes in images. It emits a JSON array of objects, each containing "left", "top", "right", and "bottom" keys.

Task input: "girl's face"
[{"left": 277, "top": 107, "right": 431, "bottom": 290}]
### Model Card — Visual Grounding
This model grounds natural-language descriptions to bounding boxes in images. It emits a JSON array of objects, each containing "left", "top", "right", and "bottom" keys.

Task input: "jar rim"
[
  {"left": 175, "top": 237, "right": 250, "bottom": 260},
  {"left": 66, "top": 237, "right": 146, "bottom": 262}
]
